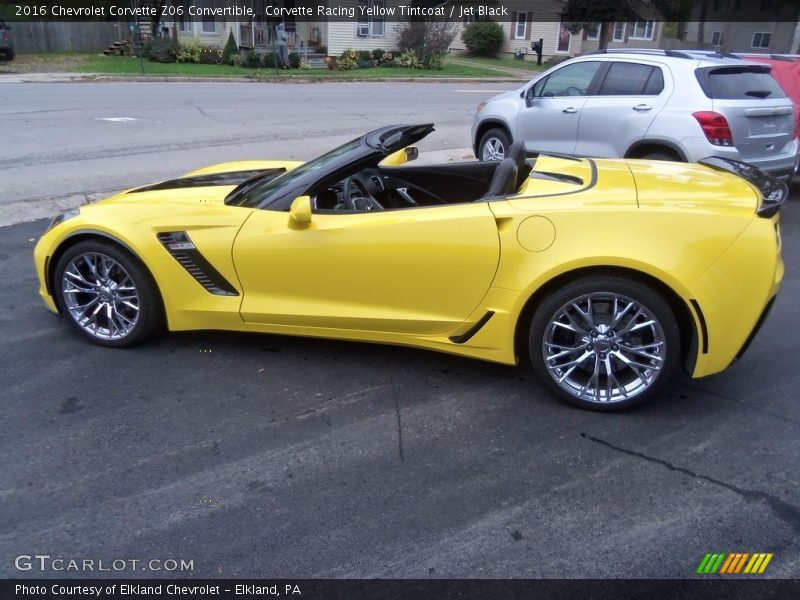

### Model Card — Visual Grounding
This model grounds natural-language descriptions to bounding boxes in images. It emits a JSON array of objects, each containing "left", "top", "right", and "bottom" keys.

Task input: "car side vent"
[{"left": 157, "top": 232, "right": 239, "bottom": 296}]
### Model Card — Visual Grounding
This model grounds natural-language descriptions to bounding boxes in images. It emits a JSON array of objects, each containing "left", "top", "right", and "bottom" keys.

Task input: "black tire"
[
  {"left": 478, "top": 127, "right": 511, "bottom": 162},
  {"left": 641, "top": 151, "right": 679, "bottom": 162},
  {"left": 528, "top": 275, "right": 680, "bottom": 411},
  {"left": 53, "top": 239, "right": 162, "bottom": 347}
]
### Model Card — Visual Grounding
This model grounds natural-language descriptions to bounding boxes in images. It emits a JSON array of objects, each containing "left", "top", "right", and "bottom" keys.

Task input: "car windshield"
[{"left": 226, "top": 137, "right": 364, "bottom": 208}]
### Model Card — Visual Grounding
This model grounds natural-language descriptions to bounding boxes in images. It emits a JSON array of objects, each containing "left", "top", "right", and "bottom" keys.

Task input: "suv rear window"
[{"left": 696, "top": 66, "right": 786, "bottom": 99}]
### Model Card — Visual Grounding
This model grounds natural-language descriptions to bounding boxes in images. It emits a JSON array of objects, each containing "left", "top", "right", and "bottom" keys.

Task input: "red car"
[{"left": 737, "top": 54, "right": 800, "bottom": 142}]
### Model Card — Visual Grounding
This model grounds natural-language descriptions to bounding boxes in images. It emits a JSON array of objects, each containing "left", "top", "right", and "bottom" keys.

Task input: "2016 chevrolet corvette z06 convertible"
[{"left": 34, "top": 124, "right": 785, "bottom": 410}]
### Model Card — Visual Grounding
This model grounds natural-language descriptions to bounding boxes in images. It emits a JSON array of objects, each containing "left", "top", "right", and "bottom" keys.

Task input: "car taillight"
[
  {"left": 1, "top": 31, "right": 8, "bottom": 41},
  {"left": 693, "top": 111, "right": 733, "bottom": 147}
]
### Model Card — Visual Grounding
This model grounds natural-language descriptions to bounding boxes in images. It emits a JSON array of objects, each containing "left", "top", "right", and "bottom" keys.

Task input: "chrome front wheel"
[
  {"left": 61, "top": 252, "right": 140, "bottom": 341},
  {"left": 530, "top": 277, "right": 679, "bottom": 410},
  {"left": 54, "top": 240, "right": 161, "bottom": 347}
]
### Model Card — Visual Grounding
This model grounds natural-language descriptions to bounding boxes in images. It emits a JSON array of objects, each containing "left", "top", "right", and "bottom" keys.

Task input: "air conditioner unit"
[{"left": 357, "top": 24, "right": 370, "bottom": 37}]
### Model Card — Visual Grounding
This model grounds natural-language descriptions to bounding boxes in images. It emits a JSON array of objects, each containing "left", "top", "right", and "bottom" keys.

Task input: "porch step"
[
  {"left": 103, "top": 40, "right": 132, "bottom": 56},
  {"left": 305, "top": 53, "right": 327, "bottom": 69}
]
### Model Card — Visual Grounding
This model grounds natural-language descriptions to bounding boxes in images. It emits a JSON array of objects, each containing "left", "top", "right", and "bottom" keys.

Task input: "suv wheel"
[{"left": 479, "top": 128, "right": 511, "bottom": 162}]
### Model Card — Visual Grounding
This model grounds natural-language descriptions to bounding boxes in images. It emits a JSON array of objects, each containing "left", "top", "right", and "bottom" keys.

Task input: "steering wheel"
[
  {"left": 565, "top": 85, "right": 583, "bottom": 96},
  {"left": 343, "top": 176, "right": 383, "bottom": 211}
]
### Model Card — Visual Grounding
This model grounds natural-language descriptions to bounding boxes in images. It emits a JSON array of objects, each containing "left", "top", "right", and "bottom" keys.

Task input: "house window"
[
  {"left": 629, "top": 21, "right": 655, "bottom": 40},
  {"left": 357, "top": 0, "right": 385, "bottom": 37},
  {"left": 752, "top": 32, "right": 771, "bottom": 48},
  {"left": 612, "top": 22, "right": 626, "bottom": 42},
  {"left": 200, "top": 0, "right": 216, "bottom": 33},
  {"left": 514, "top": 12, "right": 528, "bottom": 40},
  {"left": 711, "top": 31, "right": 723, "bottom": 46},
  {"left": 585, "top": 23, "right": 600, "bottom": 41}
]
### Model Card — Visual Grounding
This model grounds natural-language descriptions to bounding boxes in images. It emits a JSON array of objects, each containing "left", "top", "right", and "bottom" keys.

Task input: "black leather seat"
[
  {"left": 507, "top": 141, "right": 532, "bottom": 190},
  {"left": 482, "top": 158, "right": 518, "bottom": 198}
]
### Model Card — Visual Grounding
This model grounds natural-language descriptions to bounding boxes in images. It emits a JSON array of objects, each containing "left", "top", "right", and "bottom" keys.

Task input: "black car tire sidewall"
[{"left": 529, "top": 276, "right": 680, "bottom": 411}]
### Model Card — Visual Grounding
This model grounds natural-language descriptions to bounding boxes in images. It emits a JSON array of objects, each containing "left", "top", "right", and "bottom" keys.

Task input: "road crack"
[
  {"left": 391, "top": 374, "right": 404, "bottom": 462},
  {"left": 581, "top": 432, "right": 800, "bottom": 535}
]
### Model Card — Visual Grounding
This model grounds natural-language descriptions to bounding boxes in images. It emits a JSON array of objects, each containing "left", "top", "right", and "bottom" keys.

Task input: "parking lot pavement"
[{"left": 1, "top": 191, "right": 798, "bottom": 579}]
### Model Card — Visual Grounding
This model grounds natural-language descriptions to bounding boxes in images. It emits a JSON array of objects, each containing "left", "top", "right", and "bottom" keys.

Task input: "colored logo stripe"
[
  {"left": 744, "top": 553, "right": 773, "bottom": 574},
  {"left": 697, "top": 553, "right": 773, "bottom": 574}
]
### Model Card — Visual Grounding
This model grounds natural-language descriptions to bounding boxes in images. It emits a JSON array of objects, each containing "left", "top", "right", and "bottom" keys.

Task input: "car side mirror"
[
  {"left": 289, "top": 195, "right": 312, "bottom": 228},
  {"left": 380, "top": 146, "right": 418, "bottom": 166},
  {"left": 525, "top": 89, "right": 536, "bottom": 108}
]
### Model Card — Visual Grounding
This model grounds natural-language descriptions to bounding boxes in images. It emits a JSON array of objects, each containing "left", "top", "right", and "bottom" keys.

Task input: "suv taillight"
[
  {"left": 1, "top": 31, "right": 7, "bottom": 41},
  {"left": 693, "top": 111, "right": 733, "bottom": 147}
]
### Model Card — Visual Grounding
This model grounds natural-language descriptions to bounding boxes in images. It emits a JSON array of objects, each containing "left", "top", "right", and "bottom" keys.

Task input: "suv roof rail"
[
  {"left": 590, "top": 48, "right": 695, "bottom": 59},
  {"left": 670, "top": 48, "right": 744, "bottom": 59}
]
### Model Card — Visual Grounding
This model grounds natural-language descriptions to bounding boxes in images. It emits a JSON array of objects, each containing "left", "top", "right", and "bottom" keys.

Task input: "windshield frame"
[{"left": 224, "top": 124, "right": 435, "bottom": 211}]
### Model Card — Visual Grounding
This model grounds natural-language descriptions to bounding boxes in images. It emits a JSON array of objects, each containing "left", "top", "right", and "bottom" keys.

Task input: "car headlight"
[
  {"left": 476, "top": 101, "right": 487, "bottom": 114},
  {"left": 46, "top": 208, "right": 80, "bottom": 232}
]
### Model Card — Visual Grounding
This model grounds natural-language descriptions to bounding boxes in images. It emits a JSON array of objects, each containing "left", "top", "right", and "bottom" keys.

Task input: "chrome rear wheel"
[{"left": 530, "top": 277, "right": 679, "bottom": 410}]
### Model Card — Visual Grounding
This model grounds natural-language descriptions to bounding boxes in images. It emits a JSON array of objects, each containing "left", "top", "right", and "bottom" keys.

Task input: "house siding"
[
  {"left": 682, "top": 21, "right": 798, "bottom": 53},
  {"left": 451, "top": 18, "right": 661, "bottom": 61}
]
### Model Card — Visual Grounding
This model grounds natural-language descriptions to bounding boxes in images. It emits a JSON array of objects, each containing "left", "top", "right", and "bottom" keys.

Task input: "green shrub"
[
  {"left": 177, "top": 38, "right": 203, "bottom": 63},
  {"left": 222, "top": 30, "right": 238, "bottom": 65},
  {"left": 231, "top": 54, "right": 244, "bottom": 67},
  {"left": 397, "top": 21, "right": 456, "bottom": 69},
  {"left": 199, "top": 45, "right": 223, "bottom": 64},
  {"left": 141, "top": 38, "right": 178, "bottom": 63},
  {"left": 371, "top": 48, "right": 385, "bottom": 61},
  {"left": 425, "top": 53, "right": 445, "bottom": 70},
  {"left": 244, "top": 49, "right": 263, "bottom": 68},
  {"left": 462, "top": 20, "right": 504, "bottom": 57},
  {"left": 288, "top": 51, "right": 301, "bottom": 69},
  {"left": 396, "top": 49, "right": 422, "bottom": 69},
  {"left": 338, "top": 48, "right": 359, "bottom": 70},
  {"left": 261, "top": 52, "right": 280, "bottom": 68}
]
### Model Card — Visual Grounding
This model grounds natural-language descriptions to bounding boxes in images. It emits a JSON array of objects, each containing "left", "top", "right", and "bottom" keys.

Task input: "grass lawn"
[
  {"left": 449, "top": 55, "right": 546, "bottom": 73},
  {"left": 80, "top": 55, "right": 511, "bottom": 79}
]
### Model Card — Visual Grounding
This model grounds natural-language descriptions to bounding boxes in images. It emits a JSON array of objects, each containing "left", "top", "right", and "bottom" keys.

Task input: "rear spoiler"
[{"left": 698, "top": 157, "right": 787, "bottom": 218}]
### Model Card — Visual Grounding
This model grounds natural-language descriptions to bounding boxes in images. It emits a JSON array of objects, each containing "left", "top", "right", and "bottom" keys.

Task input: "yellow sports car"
[{"left": 34, "top": 124, "right": 785, "bottom": 410}]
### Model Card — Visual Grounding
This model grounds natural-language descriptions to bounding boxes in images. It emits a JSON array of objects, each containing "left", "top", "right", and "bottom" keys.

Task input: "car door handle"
[
  {"left": 562, "top": 107, "right": 578, "bottom": 114},
  {"left": 633, "top": 104, "right": 653, "bottom": 112}
]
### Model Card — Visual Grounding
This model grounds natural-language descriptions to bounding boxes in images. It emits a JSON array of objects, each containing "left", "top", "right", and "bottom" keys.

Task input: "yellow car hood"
[
  {"left": 95, "top": 160, "right": 302, "bottom": 208},
  {"left": 626, "top": 159, "right": 759, "bottom": 215}
]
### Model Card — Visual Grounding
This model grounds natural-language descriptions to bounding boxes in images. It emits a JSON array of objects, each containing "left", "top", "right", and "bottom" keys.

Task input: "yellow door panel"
[{"left": 233, "top": 203, "right": 500, "bottom": 334}]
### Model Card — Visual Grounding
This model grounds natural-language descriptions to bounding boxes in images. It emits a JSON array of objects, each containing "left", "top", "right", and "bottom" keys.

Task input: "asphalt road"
[{"left": 1, "top": 82, "right": 799, "bottom": 580}]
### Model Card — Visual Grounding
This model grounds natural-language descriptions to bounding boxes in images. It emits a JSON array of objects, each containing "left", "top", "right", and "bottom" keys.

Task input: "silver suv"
[{"left": 472, "top": 50, "right": 798, "bottom": 178}]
